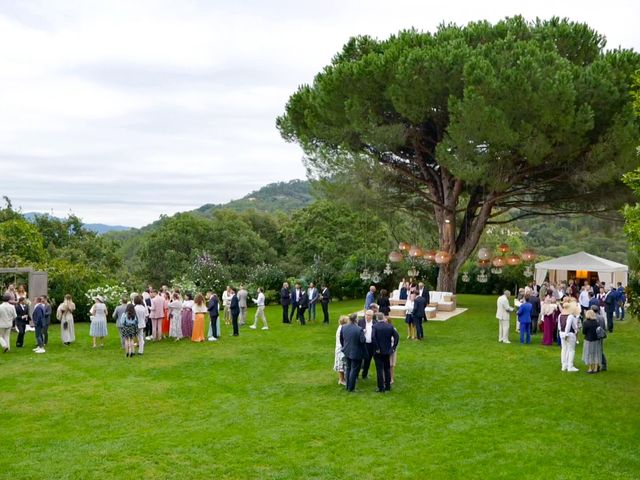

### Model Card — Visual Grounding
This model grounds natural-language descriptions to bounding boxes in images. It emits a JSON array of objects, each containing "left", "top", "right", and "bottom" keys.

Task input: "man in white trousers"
[
  {"left": 250, "top": 288, "right": 268, "bottom": 330},
  {"left": 0, "top": 294, "right": 16, "bottom": 353},
  {"left": 496, "top": 290, "right": 514, "bottom": 344}
]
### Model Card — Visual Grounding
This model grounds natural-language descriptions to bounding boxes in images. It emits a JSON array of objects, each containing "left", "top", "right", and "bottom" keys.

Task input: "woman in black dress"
[{"left": 378, "top": 289, "right": 391, "bottom": 317}]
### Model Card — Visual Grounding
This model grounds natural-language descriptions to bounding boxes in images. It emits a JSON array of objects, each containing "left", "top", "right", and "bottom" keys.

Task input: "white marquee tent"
[{"left": 534, "top": 251, "right": 628, "bottom": 286}]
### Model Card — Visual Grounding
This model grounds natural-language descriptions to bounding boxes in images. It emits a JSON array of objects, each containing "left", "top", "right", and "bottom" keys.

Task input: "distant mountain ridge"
[
  {"left": 22, "top": 212, "right": 132, "bottom": 235},
  {"left": 194, "top": 179, "right": 312, "bottom": 215}
]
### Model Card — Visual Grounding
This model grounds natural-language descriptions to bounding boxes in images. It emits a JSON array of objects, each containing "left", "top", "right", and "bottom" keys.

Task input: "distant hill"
[
  {"left": 22, "top": 212, "right": 132, "bottom": 235},
  {"left": 194, "top": 179, "right": 313, "bottom": 215}
]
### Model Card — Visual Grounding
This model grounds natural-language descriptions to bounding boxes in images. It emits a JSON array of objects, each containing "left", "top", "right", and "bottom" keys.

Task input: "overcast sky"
[{"left": 1, "top": 0, "right": 638, "bottom": 227}]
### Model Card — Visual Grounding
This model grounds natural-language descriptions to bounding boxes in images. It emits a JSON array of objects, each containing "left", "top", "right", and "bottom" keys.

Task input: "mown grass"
[{"left": 1, "top": 294, "right": 639, "bottom": 479}]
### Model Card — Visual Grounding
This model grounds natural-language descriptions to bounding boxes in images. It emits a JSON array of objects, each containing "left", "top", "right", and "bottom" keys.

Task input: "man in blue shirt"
[
  {"left": 517, "top": 296, "right": 533, "bottom": 344},
  {"left": 364, "top": 286, "right": 376, "bottom": 310}
]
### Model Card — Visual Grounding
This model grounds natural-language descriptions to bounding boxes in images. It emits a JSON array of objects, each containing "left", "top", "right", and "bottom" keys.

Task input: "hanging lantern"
[
  {"left": 408, "top": 245, "right": 423, "bottom": 257},
  {"left": 498, "top": 243, "right": 510, "bottom": 254},
  {"left": 461, "top": 272, "right": 470, "bottom": 283},
  {"left": 477, "top": 259, "right": 490, "bottom": 269},
  {"left": 424, "top": 250, "right": 437, "bottom": 262},
  {"left": 407, "top": 266, "right": 418, "bottom": 277},
  {"left": 399, "top": 242, "right": 410, "bottom": 251},
  {"left": 507, "top": 254, "right": 522, "bottom": 266},
  {"left": 522, "top": 249, "right": 536, "bottom": 262},
  {"left": 359, "top": 268, "right": 371, "bottom": 281},
  {"left": 434, "top": 251, "right": 451, "bottom": 264},
  {"left": 371, "top": 272, "right": 381, "bottom": 283},
  {"left": 477, "top": 247, "right": 491, "bottom": 261},
  {"left": 523, "top": 266, "right": 533, "bottom": 278},
  {"left": 491, "top": 267, "right": 503, "bottom": 275},
  {"left": 476, "top": 269, "right": 488, "bottom": 283},
  {"left": 492, "top": 256, "right": 506, "bottom": 268},
  {"left": 383, "top": 263, "right": 393, "bottom": 276},
  {"left": 388, "top": 251, "right": 403, "bottom": 263}
]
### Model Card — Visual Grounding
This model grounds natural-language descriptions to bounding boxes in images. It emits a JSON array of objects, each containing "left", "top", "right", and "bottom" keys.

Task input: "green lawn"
[{"left": 1, "top": 295, "right": 639, "bottom": 479}]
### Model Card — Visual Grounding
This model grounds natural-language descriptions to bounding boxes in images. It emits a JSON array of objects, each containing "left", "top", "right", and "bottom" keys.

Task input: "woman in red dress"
[{"left": 540, "top": 296, "right": 559, "bottom": 345}]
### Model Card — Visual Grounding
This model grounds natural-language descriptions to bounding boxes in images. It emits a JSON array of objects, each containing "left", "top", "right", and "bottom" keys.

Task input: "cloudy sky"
[{"left": 1, "top": 0, "right": 638, "bottom": 227}]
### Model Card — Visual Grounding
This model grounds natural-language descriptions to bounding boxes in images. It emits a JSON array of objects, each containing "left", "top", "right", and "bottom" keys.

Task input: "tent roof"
[{"left": 535, "top": 251, "right": 628, "bottom": 273}]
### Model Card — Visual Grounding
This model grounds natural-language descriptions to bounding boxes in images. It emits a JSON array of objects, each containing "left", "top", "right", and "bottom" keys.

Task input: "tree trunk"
[{"left": 436, "top": 262, "right": 459, "bottom": 293}]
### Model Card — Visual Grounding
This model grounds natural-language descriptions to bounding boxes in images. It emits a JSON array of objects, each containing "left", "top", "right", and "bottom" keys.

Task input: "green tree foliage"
[
  {"left": 0, "top": 219, "right": 47, "bottom": 265},
  {"left": 138, "top": 211, "right": 276, "bottom": 286},
  {"left": 277, "top": 16, "right": 640, "bottom": 291},
  {"left": 194, "top": 179, "right": 313, "bottom": 215}
]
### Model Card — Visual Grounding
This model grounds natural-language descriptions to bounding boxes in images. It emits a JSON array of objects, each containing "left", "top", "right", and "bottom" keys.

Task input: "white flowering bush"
[
  {"left": 85, "top": 284, "right": 128, "bottom": 309},
  {"left": 170, "top": 276, "right": 199, "bottom": 295}
]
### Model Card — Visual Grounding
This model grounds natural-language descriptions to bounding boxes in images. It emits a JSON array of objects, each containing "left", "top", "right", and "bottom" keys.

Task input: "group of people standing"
[
  {"left": 334, "top": 310, "right": 400, "bottom": 393},
  {"left": 496, "top": 277, "right": 620, "bottom": 374},
  {"left": 0, "top": 282, "right": 276, "bottom": 357},
  {"left": 279, "top": 282, "right": 330, "bottom": 325},
  {"left": 0, "top": 284, "right": 66, "bottom": 354}
]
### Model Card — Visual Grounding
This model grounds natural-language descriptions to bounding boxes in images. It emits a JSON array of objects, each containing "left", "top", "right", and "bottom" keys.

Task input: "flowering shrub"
[
  {"left": 188, "top": 251, "right": 230, "bottom": 293},
  {"left": 170, "top": 276, "right": 199, "bottom": 296},
  {"left": 247, "top": 263, "right": 285, "bottom": 291},
  {"left": 85, "top": 284, "right": 128, "bottom": 309}
]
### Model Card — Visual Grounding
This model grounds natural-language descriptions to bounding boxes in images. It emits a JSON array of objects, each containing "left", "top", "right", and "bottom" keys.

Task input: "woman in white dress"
[
  {"left": 57, "top": 294, "right": 76, "bottom": 346},
  {"left": 333, "top": 315, "right": 348, "bottom": 385},
  {"left": 89, "top": 296, "right": 108, "bottom": 348},
  {"left": 168, "top": 292, "right": 183, "bottom": 341}
]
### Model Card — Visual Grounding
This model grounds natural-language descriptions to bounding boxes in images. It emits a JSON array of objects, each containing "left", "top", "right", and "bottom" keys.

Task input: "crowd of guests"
[
  {"left": 496, "top": 278, "right": 625, "bottom": 373},
  {"left": 0, "top": 283, "right": 278, "bottom": 357}
]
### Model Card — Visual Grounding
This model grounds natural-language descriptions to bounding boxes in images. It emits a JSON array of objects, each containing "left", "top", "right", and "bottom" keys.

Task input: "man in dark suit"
[
  {"left": 320, "top": 284, "right": 330, "bottom": 324},
  {"left": 372, "top": 313, "right": 399, "bottom": 392},
  {"left": 527, "top": 293, "right": 541, "bottom": 334},
  {"left": 280, "top": 282, "right": 291, "bottom": 324},
  {"left": 604, "top": 286, "right": 616, "bottom": 333},
  {"left": 297, "top": 290, "right": 309, "bottom": 325},
  {"left": 15, "top": 297, "right": 29, "bottom": 348},
  {"left": 229, "top": 288, "right": 240, "bottom": 336},
  {"left": 357, "top": 310, "right": 377, "bottom": 379},
  {"left": 289, "top": 283, "right": 302, "bottom": 323},
  {"left": 207, "top": 292, "right": 219, "bottom": 340},
  {"left": 32, "top": 297, "right": 46, "bottom": 353},
  {"left": 418, "top": 282, "right": 430, "bottom": 305},
  {"left": 340, "top": 313, "right": 365, "bottom": 392},
  {"left": 412, "top": 292, "right": 427, "bottom": 340}
]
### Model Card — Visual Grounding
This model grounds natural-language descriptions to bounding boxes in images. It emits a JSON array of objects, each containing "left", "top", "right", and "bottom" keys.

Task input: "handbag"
[
  {"left": 62, "top": 321, "right": 69, "bottom": 330},
  {"left": 596, "top": 325, "right": 607, "bottom": 339}
]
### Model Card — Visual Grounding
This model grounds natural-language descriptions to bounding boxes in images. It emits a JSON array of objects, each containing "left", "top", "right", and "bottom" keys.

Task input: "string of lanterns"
[
  {"left": 461, "top": 244, "right": 536, "bottom": 283},
  {"left": 385, "top": 241, "right": 452, "bottom": 279}
]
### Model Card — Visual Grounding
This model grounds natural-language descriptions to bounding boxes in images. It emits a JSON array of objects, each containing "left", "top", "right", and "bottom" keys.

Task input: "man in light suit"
[
  {"left": 0, "top": 294, "right": 16, "bottom": 353},
  {"left": 307, "top": 282, "right": 319, "bottom": 322},
  {"left": 237, "top": 286, "right": 248, "bottom": 326},
  {"left": 340, "top": 313, "right": 366, "bottom": 392},
  {"left": 372, "top": 313, "right": 399, "bottom": 392},
  {"left": 496, "top": 290, "right": 514, "bottom": 343}
]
